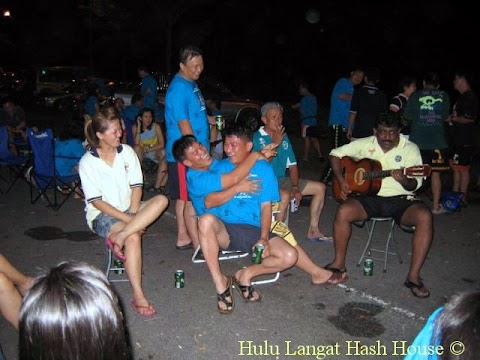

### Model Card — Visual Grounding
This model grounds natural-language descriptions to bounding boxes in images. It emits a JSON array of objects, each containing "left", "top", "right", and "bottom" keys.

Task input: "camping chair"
[
  {"left": 0, "top": 126, "right": 30, "bottom": 194},
  {"left": 192, "top": 205, "right": 287, "bottom": 285},
  {"left": 27, "top": 128, "right": 83, "bottom": 210}
]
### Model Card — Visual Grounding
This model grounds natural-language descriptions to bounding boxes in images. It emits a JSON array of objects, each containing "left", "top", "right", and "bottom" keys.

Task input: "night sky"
[{"left": 1, "top": 0, "right": 477, "bottom": 101}]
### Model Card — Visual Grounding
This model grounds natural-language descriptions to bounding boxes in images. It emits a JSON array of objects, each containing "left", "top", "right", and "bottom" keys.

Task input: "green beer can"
[
  {"left": 215, "top": 115, "right": 224, "bottom": 131},
  {"left": 252, "top": 244, "right": 264, "bottom": 264},
  {"left": 175, "top": 270, "right": 185, "bottom": 288},
  {"left": 113, "top": 259, "right": 124, "bottom": 274},
  {"left": 364, "top": 258, "right": 374, "bottom": 276}
]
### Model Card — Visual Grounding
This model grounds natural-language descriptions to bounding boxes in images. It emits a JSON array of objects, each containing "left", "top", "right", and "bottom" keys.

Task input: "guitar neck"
[{"left": 363, "top": 169, "right": 401, "bottom": 180}]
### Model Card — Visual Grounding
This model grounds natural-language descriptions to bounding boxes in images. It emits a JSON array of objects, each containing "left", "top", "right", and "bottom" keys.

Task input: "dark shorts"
[
  {"left": 420, "top": 149, "right": 450, "bottom": 172},
  {"left": 353, "top": 195, "right": 423, "bottom": 224},
  {"left": 450, "top": 146, "right": 473, "bottom": 170},
  {"left": 224, "top": 222, "right": 276, "bottom": 254},
  {"left": 167, "top": 162, "right": 188, "bottom": 201}
]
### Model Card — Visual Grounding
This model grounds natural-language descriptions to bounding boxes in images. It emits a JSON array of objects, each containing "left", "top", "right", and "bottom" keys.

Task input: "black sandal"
[
  {"left": 217, "top": 276, "right": 235, "bottom": 314},
  {"left": 324, "top": 263, "right": 349, "bottom": 283},
  {"left": 404, "top": 280, "right": 430, "bottom": 298},
  {"left": 233, "top": 278, "right": 261, "bottom": 302}
]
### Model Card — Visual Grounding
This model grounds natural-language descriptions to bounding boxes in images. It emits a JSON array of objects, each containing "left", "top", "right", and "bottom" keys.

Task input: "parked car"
[
  {"left": 34, "top": 81, "right": 87, "bottom": 112},
  {"left": 113, "top": 74, "right": 262, "bottom": 127}
]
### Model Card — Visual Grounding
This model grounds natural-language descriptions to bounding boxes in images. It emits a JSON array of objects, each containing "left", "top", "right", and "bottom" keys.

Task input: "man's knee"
[{"left": 198, "top": 213, "right": 219, "bottom": 233}]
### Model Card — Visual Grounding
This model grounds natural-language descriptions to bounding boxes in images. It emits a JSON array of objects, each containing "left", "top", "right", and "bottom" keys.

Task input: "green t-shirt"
[{"left": 404, "top": 89, "right": 450, "bottom": 150}]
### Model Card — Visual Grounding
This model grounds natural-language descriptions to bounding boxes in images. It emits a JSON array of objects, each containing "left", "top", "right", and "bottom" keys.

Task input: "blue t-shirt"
[
  {"left": 403, "top": 307, "right": 443, "bottom": 360},
  {"left": 84, "top": 96, "right": 98, "bottom": 117},
  {"left": 165, "top": 73, "right": 210, "bottom": 162},
  {"left": 300, "top": 94, "right": 318, "bottom": 126},
  {"left": 252, "top": 127, "right": 297, "bottom": 179},
  {"left": 328, "top": 77, "right": 353, "bottom": 127},
  {"left": 186, "top": 158, "right": 223, "bottom": 217},
  {"left": 214, "top": 158, "right": 280, "bottom": 227},
  {"left": 122, "top": 104, "right": 142, "bottom": 146},
  {"left": 55, "top": 138, "right": 85, "bottom": 176},
  {"left": 140, "top": 74, "right": 158, "bottom": 109}
]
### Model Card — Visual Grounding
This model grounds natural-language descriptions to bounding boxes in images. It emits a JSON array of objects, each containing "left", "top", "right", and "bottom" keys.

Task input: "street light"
[{"left": 3, "top": 9, "right": 11, "bottom": 17}]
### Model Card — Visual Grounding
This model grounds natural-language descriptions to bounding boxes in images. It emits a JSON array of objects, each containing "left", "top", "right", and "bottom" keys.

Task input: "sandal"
[
  {"left": 232, "top": 278, "right": 261, "bottom": 302},
  {"left": 324, "top": 263, "right": 349, "bottom": 282},
  {"left": 404, "top": 280, "right": 430, "bottom": 298},
  {"left": 312, "top": 271, "right": 348, "bottom": 286},
  {"left": 217, "top": 276, "right": 235, "bottom": 314}
]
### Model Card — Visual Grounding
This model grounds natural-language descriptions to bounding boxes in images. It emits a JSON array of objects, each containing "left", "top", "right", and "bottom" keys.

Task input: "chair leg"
[
  {"left": 105, "top": 245, "right": 129, "bottom": 283},
  {"left": 357, "top": 219, "right": 377, "bottom": 267}
]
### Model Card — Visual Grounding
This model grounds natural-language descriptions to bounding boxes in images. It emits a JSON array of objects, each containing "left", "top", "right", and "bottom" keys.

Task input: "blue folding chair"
[
  {"left": 27, "top": 128, "right": 82, "bottom": 210},
  {"left": 0, "top": 126, "right": 30, "bottom": 194}
]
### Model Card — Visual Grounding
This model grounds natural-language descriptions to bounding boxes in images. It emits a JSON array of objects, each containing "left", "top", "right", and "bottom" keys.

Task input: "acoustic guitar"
[{"left": 332, "top": 157, "right": 432, "bottom": 201}]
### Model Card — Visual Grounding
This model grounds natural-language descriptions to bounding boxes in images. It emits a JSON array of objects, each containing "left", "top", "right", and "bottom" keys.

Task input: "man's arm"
[
  {"left": 205, "top": 177, "right": 259, "bottom": 209},
  {"left": 331, "top": 155, "right": 351, "bottom": 201},
  {"left": 259, "top": 202, "right": 272, "bottom": 245},
  {"left": 347, "top": 112, "right": 356, "bottom": 139},
  {"left": 178, "top": 119, "right": 194, "bottom": 136}
]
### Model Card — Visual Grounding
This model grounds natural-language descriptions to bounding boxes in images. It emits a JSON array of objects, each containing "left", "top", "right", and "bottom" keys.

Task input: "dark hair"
[
  {"left": 19, "top": 261, "right": 129, "bottom": 360},
  {"left": 131, "top": 93, "right": 143, "bottom": 104},
  {"left": 223, "top": 125, "right": 252, "bottom": 142},
  {"left": 364, "top": 67, "right": 381, "bottom": 84},
  {"left": 137, "top": 107, "right": 155, "bottom": 132},
  {"left": 137, "top": 65, "right": 149, "bottom": 73},
  {"left": 398, "top": 75, "right": 417, "bottom": 92},
  {"left": 424, "top": 72, "right": 440, "bottom": 88},
  {"left": 84, "top": 105, "right": 120, "bottom": 148},
  {"left": 374, "top": 111, "right": 402, "bottom": 129},
  {"left": 454, "top": 69, "right": 475, "bottom": 86},
  {"left": 434, "top": 291, "right": 480, "bottom": 359},
  {"left": 172, "top": 135, "right": 197, "bottom": 163},
  {"left": 179, "top": 45, "right": 203, "bottom": 65},
  {"left": 58, "top": 114, "right": 85, "bottom": 141}
]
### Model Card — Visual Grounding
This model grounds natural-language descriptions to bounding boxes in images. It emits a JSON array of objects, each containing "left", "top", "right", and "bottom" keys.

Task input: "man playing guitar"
[{"left": 327, "top": 111, "right": 433, "bottom": 298}]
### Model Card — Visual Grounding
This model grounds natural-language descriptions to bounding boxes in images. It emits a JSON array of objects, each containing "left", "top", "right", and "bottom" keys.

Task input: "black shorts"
[
  {"left": 450, "top": 146, "right": 473, "bottom": 168},
  {"left": 420, "top": 149, "right": 450, "bottom": 172},
  {"left": 224, "top": 222, "right": 276, "bottom": 254},
  {"left": 167, "top": 162, "right": 188, "bottom": 201},
  {"left": 353, "top": 195, "right": 423, "bottom": 224}
]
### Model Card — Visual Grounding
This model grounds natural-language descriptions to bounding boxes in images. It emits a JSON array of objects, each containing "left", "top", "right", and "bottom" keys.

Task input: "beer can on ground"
[
  {"left": 113, "top": 259, "right": 124, "bottom": 274},
  {"left": 252, "top": 244, "right": 264, "bottom": 264},
  {"left": 175, "top": 270, "right": 185, "bottom": 288},
  {"left": 215, "top": 115, "right": 224, "bottom": 131},
  {"left": 364, "top": 258, "right": 374, "bottom": 276},
  {"left": 290, "top": 197, "right": 299, "bottom": 213}
]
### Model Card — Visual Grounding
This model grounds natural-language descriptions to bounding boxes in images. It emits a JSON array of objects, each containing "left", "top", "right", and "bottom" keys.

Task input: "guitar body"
[{"left": 332, "top": 157, "right": 383, "bottom": 201}]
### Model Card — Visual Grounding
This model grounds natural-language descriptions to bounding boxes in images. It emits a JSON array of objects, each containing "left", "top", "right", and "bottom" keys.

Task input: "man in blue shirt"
[
  {"left": 173, "top": 128, "right": 345, "bottom": 314},
  {"left": 253, "top": 102, "right": 333, "bottom": 243},
  {"left": 138, "top": 66, "right": 157, "bottom": 111},
  {"left": 321, "top": 68, "right": 364, "bottom": 182},
  {"left": 165, "top": 45, "right": 215, "bottom": 252},
  {"left": 121, "top": 93, "right": 143, "bottom": 146}
]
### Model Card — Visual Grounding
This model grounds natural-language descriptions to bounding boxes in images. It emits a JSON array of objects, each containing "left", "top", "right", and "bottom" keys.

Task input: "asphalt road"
[{"left": 1, "top": 117, "right": 479, "bottom": 359}]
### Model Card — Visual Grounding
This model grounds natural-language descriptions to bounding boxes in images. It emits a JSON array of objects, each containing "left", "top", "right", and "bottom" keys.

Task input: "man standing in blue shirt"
[
  {"left": 138, "top": 66, "right": 158, "bottom": 111},
  {"left": 165, "top": 45, "right": 215, "bottom": 251},
  {"left": 321, "top": 68, "right": 364, "bottom": 182},
  {"left": 121, "top": 93, "right": 143, "bottom": 146}
]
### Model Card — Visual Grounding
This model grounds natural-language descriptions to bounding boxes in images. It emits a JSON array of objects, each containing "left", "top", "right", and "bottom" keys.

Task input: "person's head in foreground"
[{"left": 19, "top": 261, "right": 129, "bottom": 360}]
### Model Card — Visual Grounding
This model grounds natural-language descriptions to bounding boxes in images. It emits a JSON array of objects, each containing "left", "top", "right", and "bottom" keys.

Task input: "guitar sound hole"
[{"left": 354, "top": 169, "right": 365, "bottom": 185}]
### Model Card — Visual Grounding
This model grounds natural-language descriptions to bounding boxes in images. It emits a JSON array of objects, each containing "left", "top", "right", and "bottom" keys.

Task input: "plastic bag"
[{"left": 440, "top": 191, "right": 463, "bottom": 212}]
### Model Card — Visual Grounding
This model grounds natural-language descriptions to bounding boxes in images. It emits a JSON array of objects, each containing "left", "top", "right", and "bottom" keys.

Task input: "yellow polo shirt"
[{"left": 330, "top": 135, "right": 423, "bottom": 197}]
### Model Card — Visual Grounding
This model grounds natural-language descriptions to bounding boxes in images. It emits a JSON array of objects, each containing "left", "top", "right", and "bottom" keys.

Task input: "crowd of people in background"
[{"left": 1, "top": 43, "right": 479, "bottom": 359}]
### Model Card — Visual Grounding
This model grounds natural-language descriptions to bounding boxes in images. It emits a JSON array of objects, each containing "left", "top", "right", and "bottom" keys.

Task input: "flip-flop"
[
  {"left": 312, "top": 271, "right": 349, "bottom": 286},
  {"left": 176, "top": 243, "right": 193, "bottom": 250},
  {"left": 404, "top": 280, "right": 430, "bottom": 298},
  {"left": 106, "top": 237, "right": 127, "bottom": 262},
  {"left": 130, "top": 299, "right": 157, "bottom": 317},
  {"left": 306, "top": 235, "right": 333, "bottom": 243}
]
